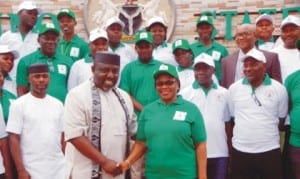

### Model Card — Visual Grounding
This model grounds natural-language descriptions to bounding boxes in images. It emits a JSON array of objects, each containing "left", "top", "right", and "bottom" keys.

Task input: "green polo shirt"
[
  {"left": 119, "top": 58, "right": 162, "bottom": 116},
  {"left": 0, "top": 89, "right": 16, "bottom": 123},
  {"left": 17, "top": 49, "right": 73, "bottom": 102},
  {"left": 137, "top": 95, "right": 206, "bottom": 179},
  {"left": 191, "top": 40, "right": 228, "bottom": 83},
  {"left": 285, "top": 70, "right": 300, "bottom": 147},
  {"left": 58, "top": 34, "right": 90, "bottom": 62}
]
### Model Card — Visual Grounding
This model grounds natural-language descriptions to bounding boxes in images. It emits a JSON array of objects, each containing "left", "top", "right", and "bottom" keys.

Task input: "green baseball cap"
[
  {"left": 57, "top": 9, "right": 76, "bottom": 20},
  {"left": 153, "top": 64, "right": 179, "bottom": 80},
  {"left": 172, "top": 39, "right": 191, "bottom": 52},
  {"left": 38, "top": 23, "right": 59, "bottom": 35},
  {"left": 135, "top": 31, "right": 153, "bottom": 44},
  {"left": 196, "top": 15, "right": 214, "bottom": 27}
]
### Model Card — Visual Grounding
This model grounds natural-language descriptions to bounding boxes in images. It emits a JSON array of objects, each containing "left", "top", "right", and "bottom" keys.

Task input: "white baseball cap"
[
  {"left": 17, "top": 1, "right": 42, "bottom": 14},
  {"left": 255, "top": 13, "right": 274, "bottom": 24},
  {"left": 194, "top": 53, "right": 215, "bottom": 68},
  {"left": 146, "top": 16, "right": 167, "bottom": 28},
  {"left": 89, "top": 28, "right": 108, "bottom": 42},
  {"left": 0, "top": 45, "right": 19, "bottom": 59},
  {"left": 104, "top": 16, "right": 125, "bottom": 30},
  {"left": 280, "top": 15, "right": 300, "bottom": 29},
  {"left": 243, "top": 48, "right": 266, "bottom": 63}
]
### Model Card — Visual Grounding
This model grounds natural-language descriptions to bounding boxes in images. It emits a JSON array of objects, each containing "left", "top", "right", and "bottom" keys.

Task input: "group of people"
[{"left": 0, "top": 1, "right": 299, "bottom": 179}]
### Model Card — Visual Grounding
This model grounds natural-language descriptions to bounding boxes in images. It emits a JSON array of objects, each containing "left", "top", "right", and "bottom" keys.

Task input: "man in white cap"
[
  {"left": 146, "top": 16, "right": 176, "bottom": 66},
  {"left": 64, "top": 51, "right": 137, "bottom": 179},
  {"left": 272, "top": 15, "right": 300, "bottom": 82},
  {"left": 68, "top": 28, "right": 108, "bottom": 90},
  {"left": 7, "top": 63, "right": 65, "bottom": 179},
  {"left": 271, "top": 14, "right": 300, "bottom": 179},
  {"left": 181, "top": 53, "right": 230, "bottom": 179},
  {"left": 255, "top": 13, "right": 276, "bottom": 51},
  {"left": 0, "top": 45, "right": 19, "bottom": 96},
  {"left": 0, "top": 1, "right": 41, "bottom": 87},
  {"left": 105, "top": 16, "right": 137, "bottom": 72},
  {"left": 227, "top": 48, "right": 288, "bottom": 179}
]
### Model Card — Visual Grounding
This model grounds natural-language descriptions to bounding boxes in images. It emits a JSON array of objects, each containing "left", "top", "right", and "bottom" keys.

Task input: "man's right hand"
[
  {"left": 102, "top": 159, "right": 122, "bottom": 177},
  {"left": 18, "top": 169, "right": 30, "bottom": 179}
]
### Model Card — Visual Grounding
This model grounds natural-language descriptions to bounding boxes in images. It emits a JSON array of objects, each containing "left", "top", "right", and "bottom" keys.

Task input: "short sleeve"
[
  {"left": 190, "top": 106, "right": 206, "bottom": 143},
  {"left": 0, "top": 105, "right": 7, "bottom": 139},
  {"left": 63, "top": 90, "right": 89, "bottom": 141},
  {"left": 6, "top": 100, "right": 23, "bottom": 134},
  {"left": 16, "top": 58, "right": 29, "bottom": 86}
]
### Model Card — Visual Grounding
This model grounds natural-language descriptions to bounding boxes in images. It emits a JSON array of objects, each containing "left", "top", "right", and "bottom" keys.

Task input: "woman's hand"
[{"left": 117, "top": 160, "right": 131, "bottom": 172}]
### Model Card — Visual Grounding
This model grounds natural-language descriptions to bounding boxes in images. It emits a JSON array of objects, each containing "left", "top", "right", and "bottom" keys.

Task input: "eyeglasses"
[
  {"left": 252, "top": 93, "right": 262, "bottom": 106},
  {"left": 155, "top": 80, "right": 176, "bottom": 87}
]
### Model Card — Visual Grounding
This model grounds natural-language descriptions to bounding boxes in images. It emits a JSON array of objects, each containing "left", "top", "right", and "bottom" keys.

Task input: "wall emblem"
[{"left": 84, "top": 0, "right": 176, "bottom": 42}]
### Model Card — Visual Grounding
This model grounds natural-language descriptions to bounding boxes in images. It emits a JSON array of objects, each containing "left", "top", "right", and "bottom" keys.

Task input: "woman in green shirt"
[{"left": 119, "top": 64, "right": 207, "bottom": 179}]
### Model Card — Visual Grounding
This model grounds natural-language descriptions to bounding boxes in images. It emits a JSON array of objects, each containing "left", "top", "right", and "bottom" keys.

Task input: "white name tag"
[
  {"left": 212, "top": 50, "right": 221, "bottom": 61},
  {"left": 70, "top": 47, "right": 79, "bottom": 57},
  {"left": 173, "top": 111, "right": 187, "bottom": 121},
  {"left": 57, "top": 64, "right": 67, "bottom": 75}
]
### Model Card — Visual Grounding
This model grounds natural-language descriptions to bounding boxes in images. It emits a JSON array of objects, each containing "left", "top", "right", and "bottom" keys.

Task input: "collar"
[
  {"left": 155, "top": 41, "right": 168, "bottom": 48},
  {"left": 5, "top": 75, "right": 12, "bottom": 81},
  {"left": 37, "top": 48, "right": 58, "bottom": 59},
  {"left": 194, "top": 39, "right": 216, "bottom": 48},
  {"left": 242, "top": 74, "right": 272, "bottom": 89},
  {"left": 137, "top": 57, "right": 156, "bottom": 65},
  {"left": 109, "top": 42, "right": 125, "bottom": 52},
  {"left": 177, "top": 65, "right": 193, "bottom": 72},
  {"left": 192, "top": 81, "right": 217, "bottom": 96},
  {"left": 157, "top": 95, "right": 184, "bottom": 106},
  {"left": 84, "top": 54, "right": 93, "bottom": 63},
  {"left": 59, "top": 34, "right": 79, "bottom": 44},
  {"left": 256, "top": 36, "right": 275, "bottom": 46},
  {"left": 192, "top": 80, "right": 217, "bottom": 89}
]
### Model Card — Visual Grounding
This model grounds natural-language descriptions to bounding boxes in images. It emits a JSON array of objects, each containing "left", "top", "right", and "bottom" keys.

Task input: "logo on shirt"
[
  {"left": 57, "top": 64, "right": 67, "bottom": 75},
  {"left": 70, "top": 47, "right": 80, "bottom": 57},
  {"left": 212, "top": 50, "right": 221, "bottom": 61},
  {"left": 173, "top": 111, "right": 187, "bottom": 121}
]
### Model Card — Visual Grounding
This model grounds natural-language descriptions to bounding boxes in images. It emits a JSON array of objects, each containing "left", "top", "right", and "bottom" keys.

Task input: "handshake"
[{"left": 101, "top": 159, "right": 131, "bottom": 177}]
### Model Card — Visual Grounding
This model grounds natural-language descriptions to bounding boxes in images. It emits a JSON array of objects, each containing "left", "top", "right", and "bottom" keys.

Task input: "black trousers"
[{"left": 231, "top": 147, "right": 282, "bottom": 179}]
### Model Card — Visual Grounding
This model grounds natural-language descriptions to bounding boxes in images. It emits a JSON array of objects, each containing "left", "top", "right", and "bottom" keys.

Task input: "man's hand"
[
  {"left": 102, "top": 159, "right": 122, "bottom": 177},
  {"left": 18, "top": 169, "right": 31, "bottom": 179},
  {"left": 116, "top": 160, "right": 130, "bottom": 172}
]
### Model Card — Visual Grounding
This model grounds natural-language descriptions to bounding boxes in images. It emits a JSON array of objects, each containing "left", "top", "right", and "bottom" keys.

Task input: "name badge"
[
  {"left": 70, "top": 47, "right": 79, "bottom": 57},
  {"left": 212, "top": 50, "right": 221, "bottom": 61},
  {"left": 57, "top": 64, "right": 67, "bottom": 75},
  {"left": 173, "top": 111, "right": 187, "bottom": 121}
]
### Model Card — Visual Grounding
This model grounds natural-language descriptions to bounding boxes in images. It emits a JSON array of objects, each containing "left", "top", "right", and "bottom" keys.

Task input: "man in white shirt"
[
  {"left": 181, "top": 53, "right": 230, "bottom": 179},
  {"left": 228, "top": 48, "right": 288, "bottom": 179},
  {"left": 7, "top": 63, "right": 65, "bottom": 179},
  {"left": 64, "top": 52, "right": 137, "bottom": 179},
  {"left": 0, "top": 1, "right": 41, "bottom": 86}
]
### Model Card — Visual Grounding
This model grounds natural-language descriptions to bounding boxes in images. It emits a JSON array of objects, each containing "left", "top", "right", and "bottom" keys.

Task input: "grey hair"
[{"left": 236, "top": 23, "right": 256, "bottom": 33}]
